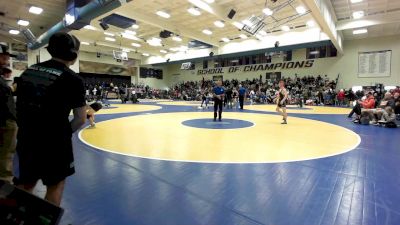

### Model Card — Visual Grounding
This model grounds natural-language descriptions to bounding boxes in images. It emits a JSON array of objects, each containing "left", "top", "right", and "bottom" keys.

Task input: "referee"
[
  {"left": 238, "top": 84, "right": 246, "bottom": 110},
  {"left": 213, "top": 80, "right": 225, "bottom": 121}
]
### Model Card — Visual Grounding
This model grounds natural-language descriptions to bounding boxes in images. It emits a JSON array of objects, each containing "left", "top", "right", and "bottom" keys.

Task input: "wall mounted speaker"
[{"left": 227, "top": 9, "right": 236, "bottom": 19}]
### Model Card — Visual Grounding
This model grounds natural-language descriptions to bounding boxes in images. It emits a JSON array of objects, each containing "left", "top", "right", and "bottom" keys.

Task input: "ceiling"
[
  {"left": 71, "top": 0, "right": 314, "bottom": 57},
  {"left": 1, "top": 0, "right": 400, "bottom": 55},
  {"left": 0, "top": 0, "right": 65, "bottom": 37},
  {"left": 331, "top": 0, "right": 400, "bottom": 39}
]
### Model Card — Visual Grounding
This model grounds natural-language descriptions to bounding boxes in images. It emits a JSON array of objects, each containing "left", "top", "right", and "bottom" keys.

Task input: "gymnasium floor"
[{"left": 56, "top": 100, "right": 400, "bottom": 225}]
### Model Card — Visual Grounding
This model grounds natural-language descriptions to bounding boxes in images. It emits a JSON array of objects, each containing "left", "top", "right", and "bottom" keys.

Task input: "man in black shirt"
[
  {"left": 225, "top": 87, "right": 233, "bottom": 109},
  {"left": 14, "top": 33, "right": 87, "bottom": 206},
  {"left": 0, "top": 45, "right": 17, "bottom": 181}
]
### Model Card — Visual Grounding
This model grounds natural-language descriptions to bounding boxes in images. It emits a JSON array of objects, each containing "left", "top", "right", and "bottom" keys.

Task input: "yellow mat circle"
[
  {"left": 79, "top": 112, "right": 360, "bottom": 163},
  {"left": 80, "top": 112, "right": 360, "bottom": 163}
]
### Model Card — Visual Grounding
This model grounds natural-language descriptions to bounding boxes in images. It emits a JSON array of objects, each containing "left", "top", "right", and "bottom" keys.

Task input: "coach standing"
[
  {"left": 14, "top": 32, "right": 87, "bottom": 206},
  {"left": 213, "top": 80, "right": 225, "bottom": 121},
  {"left": 238, "top": 84, "right": 246, "bottom": 110},
  {"left": 0, "top": 44, "right": 17, "bottom": 182}
]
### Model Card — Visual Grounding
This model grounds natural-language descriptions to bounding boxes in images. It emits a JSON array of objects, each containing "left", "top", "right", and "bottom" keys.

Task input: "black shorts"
[{"left": 14, "top": 137, "right": 75, "bottom": 186}]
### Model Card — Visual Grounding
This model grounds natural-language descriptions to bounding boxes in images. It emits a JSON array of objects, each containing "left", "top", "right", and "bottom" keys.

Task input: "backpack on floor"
[{"left": 385, "top": 122, "right": 398, "bottom": 128}]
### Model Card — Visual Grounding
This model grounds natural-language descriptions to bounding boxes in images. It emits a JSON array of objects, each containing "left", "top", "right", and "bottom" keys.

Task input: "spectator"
[
  {"left": 381, "top": 106, "right": 396, "bottom": 123},
  {"left": 365, "top": 92, "right": 394, "bottom": 124},
  {"left": 337, "top": 89, "right": 345, "bottom": 106},
  {"left": 394, "top": 92, "right": 400, "bottom": 115},
  {"left": 0, "top": 57, "right": 18, "bottom": 182},
  {"left": 346, "top": 89, "right": 356, "bottom": 107},
  {"left": 351, "top": 93, "right": 375, "bottom": 122},
  {"left": 14, "top": 33, "right": 87, "bottom": 206}
]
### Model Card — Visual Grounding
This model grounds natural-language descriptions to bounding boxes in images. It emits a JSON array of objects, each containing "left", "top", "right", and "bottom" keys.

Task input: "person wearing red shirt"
[
  {"left": 359, "top": 94, "right": 376, "bottom": 109},
  {"left": 337, "top": 89, "right": 345, "bottom": 106},
  {"left": 350, "top": 93, "right": 375, "bottom": 123}
]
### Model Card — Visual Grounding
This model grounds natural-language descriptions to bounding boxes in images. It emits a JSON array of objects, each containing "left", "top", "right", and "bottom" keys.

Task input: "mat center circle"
[{"left": 181, "top": 118, "right": 254, "bottom": 129}]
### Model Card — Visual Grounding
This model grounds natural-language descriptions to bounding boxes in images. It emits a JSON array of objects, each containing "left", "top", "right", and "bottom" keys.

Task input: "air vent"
[
  {"left": 100, "top": 14, "right": 136, "bottom": 29},
  {"left": 188, "top": 40, "right": 213, "bottom": 49}
]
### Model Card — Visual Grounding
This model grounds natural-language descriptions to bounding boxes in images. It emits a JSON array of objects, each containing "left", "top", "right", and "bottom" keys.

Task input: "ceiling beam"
[
  {"left": 300, "top": 0, "right": 344, "bottom": 54},
  {"left": 336, "top": 11, "right": 400, "bottom": 31}
]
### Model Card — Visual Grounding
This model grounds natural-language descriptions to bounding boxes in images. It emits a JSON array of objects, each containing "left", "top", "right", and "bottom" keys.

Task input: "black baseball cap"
[
  {"left": 0, "top": 44, "right": 17, "bottom": 57},
  {"left": 47, "top": 32, "right": 80, "bottom": 61}
]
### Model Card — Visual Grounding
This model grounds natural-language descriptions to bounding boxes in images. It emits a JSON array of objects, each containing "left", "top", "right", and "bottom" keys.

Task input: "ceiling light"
[
  {"left": 188, "top": 7, "right": 201, "bottom": 16},
  {"left": 84, "top": 25, "right": 96, "bottom": 30},
  {"left": 239, "top": 34, "right": 247, "bottom": 39},
  {"left": 105, "top": 37, "right": 116, "bottom": 42},
  {"left": 232, "top": 22, "right": 244, "bottom": 29},
  {"left": 142, "top": 53, "right": 150, "bottom": 56},
  {"left": 152, "top": 37, "right": 162, "bottom": 42},
  {"left": 242, "top": 19, "right": 252, "bottom": 27},
  {"left": 203, "top": 0, "right": 214, "bottom": 3},
  {"left": 104, "top": 32, "right": 114, "bottom": 36},
  {"left": 17, "top": 19, "right": 30, "bottom": 26},
  {"left": 156, "top": 10, "right": 170, "bottom": 18},
  {"left": 124, "top": 30, "right": 136, "bottom": 35},
  {"left": 258, "top": 30, "right": 267, "bottom": 36},
  {"left": 64, "top": 13, "right": 75, "bottom": 26},
  {"left": 81, "top": 42, "right": 90, "bottom": 45},
  {"left": 147, "top": 37, "right": 162, "bottom": 46},
  {"left": 221, "top": 37, "right": 230, "bottom": 42},
  {"left": 309, "top": 50, "right": 319, "bottom": 55},
  {"left": 169, "top": 46, "right": 187, "bottom": 52},
  {"left": 306, "top": 20, "right": 315, "bottom": 27},
  {"left": 353, "top": 11, "right": 365, "bottom": 19},
  {"left": 131, "top": 43, "right": 141, "bottom": 47},
  {"left": 179, "top": 46, "right": 188, "bottom": 51},
  {"left": 262, "top": 8, "right": 273, "bottom": 16},
  {"left": 353, "top": 28, "right": 368, "bottom": 34},
  {"left": 160, "top": 50, "right": 168, "bottom": 53},
  {"left": 172, "top": 36, "right": 182, "bottom": 42},
  {"left": 281, "top": 25, "right": 290, "bottom": 31},
  {"left": 122, "top": 33, "right": 140, "bottom": 41},
  {"left": 214, "top": 20, "right": 225, "bottom": 28},
  {"left": 296, "top": 6, "right": 307, "bottom": 14},
  {"left": 9, "top": 30, "right": 20, "bottom": 35},
  {"left": 350, "top": 0, "right": 363, "bottom": 3},
  {"left": 202, "top": 29, "right": 212, "bottom": 35},
  {"left": 29, "top": 6, "right": 43, "bottom": 15},
  {"left": 131, "top": 24, "right": 139, "bottom": 29}
]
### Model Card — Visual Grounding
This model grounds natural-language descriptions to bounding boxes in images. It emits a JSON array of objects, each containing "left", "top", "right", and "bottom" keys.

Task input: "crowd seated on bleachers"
[
  {"left": 83, "top": 75, "right": 400, "bottom": 128},
  {"left": 170, "top": 75, "right": 339, "bottom": 106}
]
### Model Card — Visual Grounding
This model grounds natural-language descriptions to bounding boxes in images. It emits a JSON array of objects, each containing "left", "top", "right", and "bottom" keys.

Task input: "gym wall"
[{"left": 151, "top": 35, "right": 400, "bottom": 89}]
